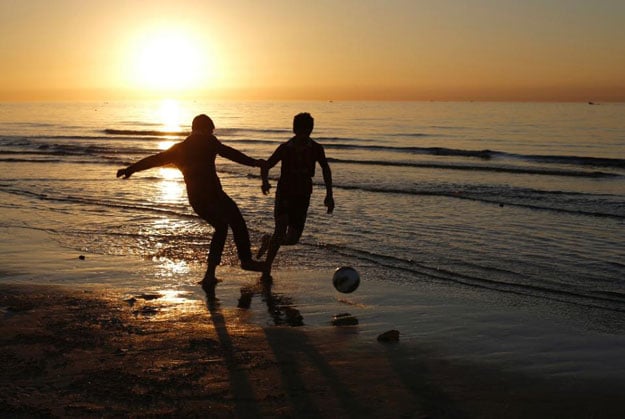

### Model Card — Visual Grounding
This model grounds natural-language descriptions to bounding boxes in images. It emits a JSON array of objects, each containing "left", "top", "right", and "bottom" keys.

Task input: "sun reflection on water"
[
  {"left": 158, "top": 167, "right": 184, "bottom": 202},
  {"left": 158, "top": 289, "right": 195, "bottom": 304},
  {"left": 158, "top": 140, "right": 177, "bottom": 150},
  {"left": 129, "top": 289, "right": 201, "bottom": 320},
  {"left": 159, "top": 259, "right": 190, "bottom": 275},
  {"left": 158, "top": 99, "right": 183, "bottom": 132}
]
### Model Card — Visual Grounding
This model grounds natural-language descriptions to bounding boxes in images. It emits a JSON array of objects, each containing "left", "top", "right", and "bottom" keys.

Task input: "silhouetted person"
[
  {"left": 257, "top": 112, "right": 334, "bottom": 278},
  {"left": 116, "top": 114, "right": 265, "bottom": 298}
]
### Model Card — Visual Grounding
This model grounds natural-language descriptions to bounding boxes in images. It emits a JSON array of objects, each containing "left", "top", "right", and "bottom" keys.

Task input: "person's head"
[
  {"left": 192, "top": 114, "right": 215, "bottom": 134},
  {"left": 293, "top": 113, "right": 314, "bottom": 136}
]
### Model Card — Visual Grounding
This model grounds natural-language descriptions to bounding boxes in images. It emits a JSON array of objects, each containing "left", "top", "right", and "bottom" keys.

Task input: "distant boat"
[{"left": 588, "top": 101, "right": 595, "bottom": 105}]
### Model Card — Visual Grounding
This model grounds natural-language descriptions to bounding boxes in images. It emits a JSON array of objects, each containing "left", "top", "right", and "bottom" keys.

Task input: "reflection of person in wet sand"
[
  {"left": 116, "top": 114, "right": 265, "bottom": 298},
  {"left": 238, "top": 280, "right": 304, "bottom": 326}
]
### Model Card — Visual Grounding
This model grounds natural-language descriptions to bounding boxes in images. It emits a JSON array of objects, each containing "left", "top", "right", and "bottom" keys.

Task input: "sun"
[{"left": 128, "top": 27, "right": 211, "bottom": 91}]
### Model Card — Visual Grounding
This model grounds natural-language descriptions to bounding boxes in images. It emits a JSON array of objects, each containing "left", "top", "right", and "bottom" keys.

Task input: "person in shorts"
[{"left": 257, "top": 112, "right": 334, "bottom": 279}]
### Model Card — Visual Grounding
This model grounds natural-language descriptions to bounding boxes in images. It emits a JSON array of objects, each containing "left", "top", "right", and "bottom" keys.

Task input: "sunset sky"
[{"left": 1, "top": 0, "right": 624, "bottom": 102}]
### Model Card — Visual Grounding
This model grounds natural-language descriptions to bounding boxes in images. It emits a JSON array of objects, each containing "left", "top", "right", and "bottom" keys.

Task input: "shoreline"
[{"left": 2, "top": 283, "right": 624, "bottom": 418}]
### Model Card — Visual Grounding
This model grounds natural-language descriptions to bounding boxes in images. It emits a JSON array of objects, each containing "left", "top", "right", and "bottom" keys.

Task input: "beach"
[
  {"left": 1, "top": 229, "right": 625, "bottom": 418},
  {"left": 2, "top": 281, "right": 624, "bottom": 418}
]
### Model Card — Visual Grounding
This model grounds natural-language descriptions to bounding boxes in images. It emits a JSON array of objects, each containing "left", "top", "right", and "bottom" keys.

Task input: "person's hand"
[
  {"left": 116, "top": 168, "right": 132, "bottom": 179},
  {"left": 261, "top": 180, "right": 271, "bottom": 195},
  {"left": 324, "top": 195, "right": 335, "bottom": 214},
  {"left": 256, "top": 159, "right": 267, "bottom": 169}
]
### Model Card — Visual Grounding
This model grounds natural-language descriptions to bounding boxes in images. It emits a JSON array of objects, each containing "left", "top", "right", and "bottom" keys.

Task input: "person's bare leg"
[
  {"left": 200, "top": 219, "right": 227, "bottom": 299},
  {"left": 256, "top": 234, "right": 272, "bottom": 259},
  {"left": 200, "top": 262, "right": 220, "bottom": 300},
  {"left": 240, "top": 259, "right": 266, "bottom": 272},
  {"left": 263, "top": 215, "right": 288, "bottom": 279},
  {"left": 219, "top": 193, "right": 266, "bottom": 272},
  {"left": 204, "top": 262, "right": 217, "bottom": 281},
  {"left": 262, "top": 240, "right": 278, "bottom": 281}
]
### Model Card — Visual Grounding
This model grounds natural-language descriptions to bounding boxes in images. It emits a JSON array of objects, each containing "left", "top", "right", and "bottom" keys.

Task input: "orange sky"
[{"left": 1, "top": 0, "right": 624, "bottom": 102}]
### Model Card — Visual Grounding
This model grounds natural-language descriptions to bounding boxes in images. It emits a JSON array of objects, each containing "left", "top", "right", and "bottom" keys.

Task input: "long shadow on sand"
[
  {"left": 204, "top": 277, "right": 471, "bottom": 418},
  {"left": 206, "top": 278, "right": 370, "bottom": 417},
  {"left": 247, "top": 278, "right": 367, "bottom": 417},
  {"left": 263, "top": 326, "right": 367, "bottom": 418},
  {"left": 206, "top": 298, "right": 262, "bottom": 418}
]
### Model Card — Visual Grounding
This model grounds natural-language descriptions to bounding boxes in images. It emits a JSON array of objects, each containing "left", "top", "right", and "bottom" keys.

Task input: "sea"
[{"left": 1, "top": 100, "right": 624, "bottom": 381}]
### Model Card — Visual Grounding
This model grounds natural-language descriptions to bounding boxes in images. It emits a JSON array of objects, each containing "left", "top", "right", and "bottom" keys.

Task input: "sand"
[{"left": 1, "top": 283, "right": 624, "bottom": 418}]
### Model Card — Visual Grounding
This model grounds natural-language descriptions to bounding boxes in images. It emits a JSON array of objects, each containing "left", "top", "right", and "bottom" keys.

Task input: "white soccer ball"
[{"left": 332, "top": 267, "right": 360, "bottom": 293}]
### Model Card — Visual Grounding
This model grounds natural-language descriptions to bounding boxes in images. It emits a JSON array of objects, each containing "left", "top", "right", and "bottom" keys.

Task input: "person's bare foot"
[{"left": 199, "top": 276, "right": 221, "bottom": 300}]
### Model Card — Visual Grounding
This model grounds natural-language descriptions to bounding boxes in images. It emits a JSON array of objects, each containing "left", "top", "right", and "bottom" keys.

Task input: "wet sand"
[{"left": 1, "top": 283, "right": 623, "bottom": 418}]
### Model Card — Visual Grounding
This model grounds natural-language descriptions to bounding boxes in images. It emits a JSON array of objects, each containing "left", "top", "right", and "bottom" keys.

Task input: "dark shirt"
[
  {"left": 267, "top": 136, "right": 328, "bottom": 197},
  {"left": 159, "top": 133, "right": 257, "bottom": 211}
]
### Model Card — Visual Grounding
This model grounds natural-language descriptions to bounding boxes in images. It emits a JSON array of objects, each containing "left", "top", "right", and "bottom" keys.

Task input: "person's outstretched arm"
[
  {"left": 116, "top": 147, "right": 176, "bottom": 179},
  {"left": 217, "top": 142, "right": 262, "bottom": 167}
]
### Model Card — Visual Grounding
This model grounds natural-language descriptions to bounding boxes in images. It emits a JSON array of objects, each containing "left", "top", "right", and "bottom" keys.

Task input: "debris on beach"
[
  {"left": 332, "top": 312, "right": 359, "bottom": 326},
  {"left": 133, "top": 305, "right": 159, "bottom": 317},
  {"left": 124, "top": 297, "right": 137, "bottom": 306},
  {"left": 377, "top": 329, "right": 400, "bottom": 342},
  {"left": 113, "top": 347, "right": 129, "bottom": 356},
  {"left": 78, "top": 255, "right": 86, "bottom": 260},
  {"left": 337, "top": 297, "right": 366, "bottom": 308},
  {"left": 137, "top": 293, "right": 161, "bottom": 301}
]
